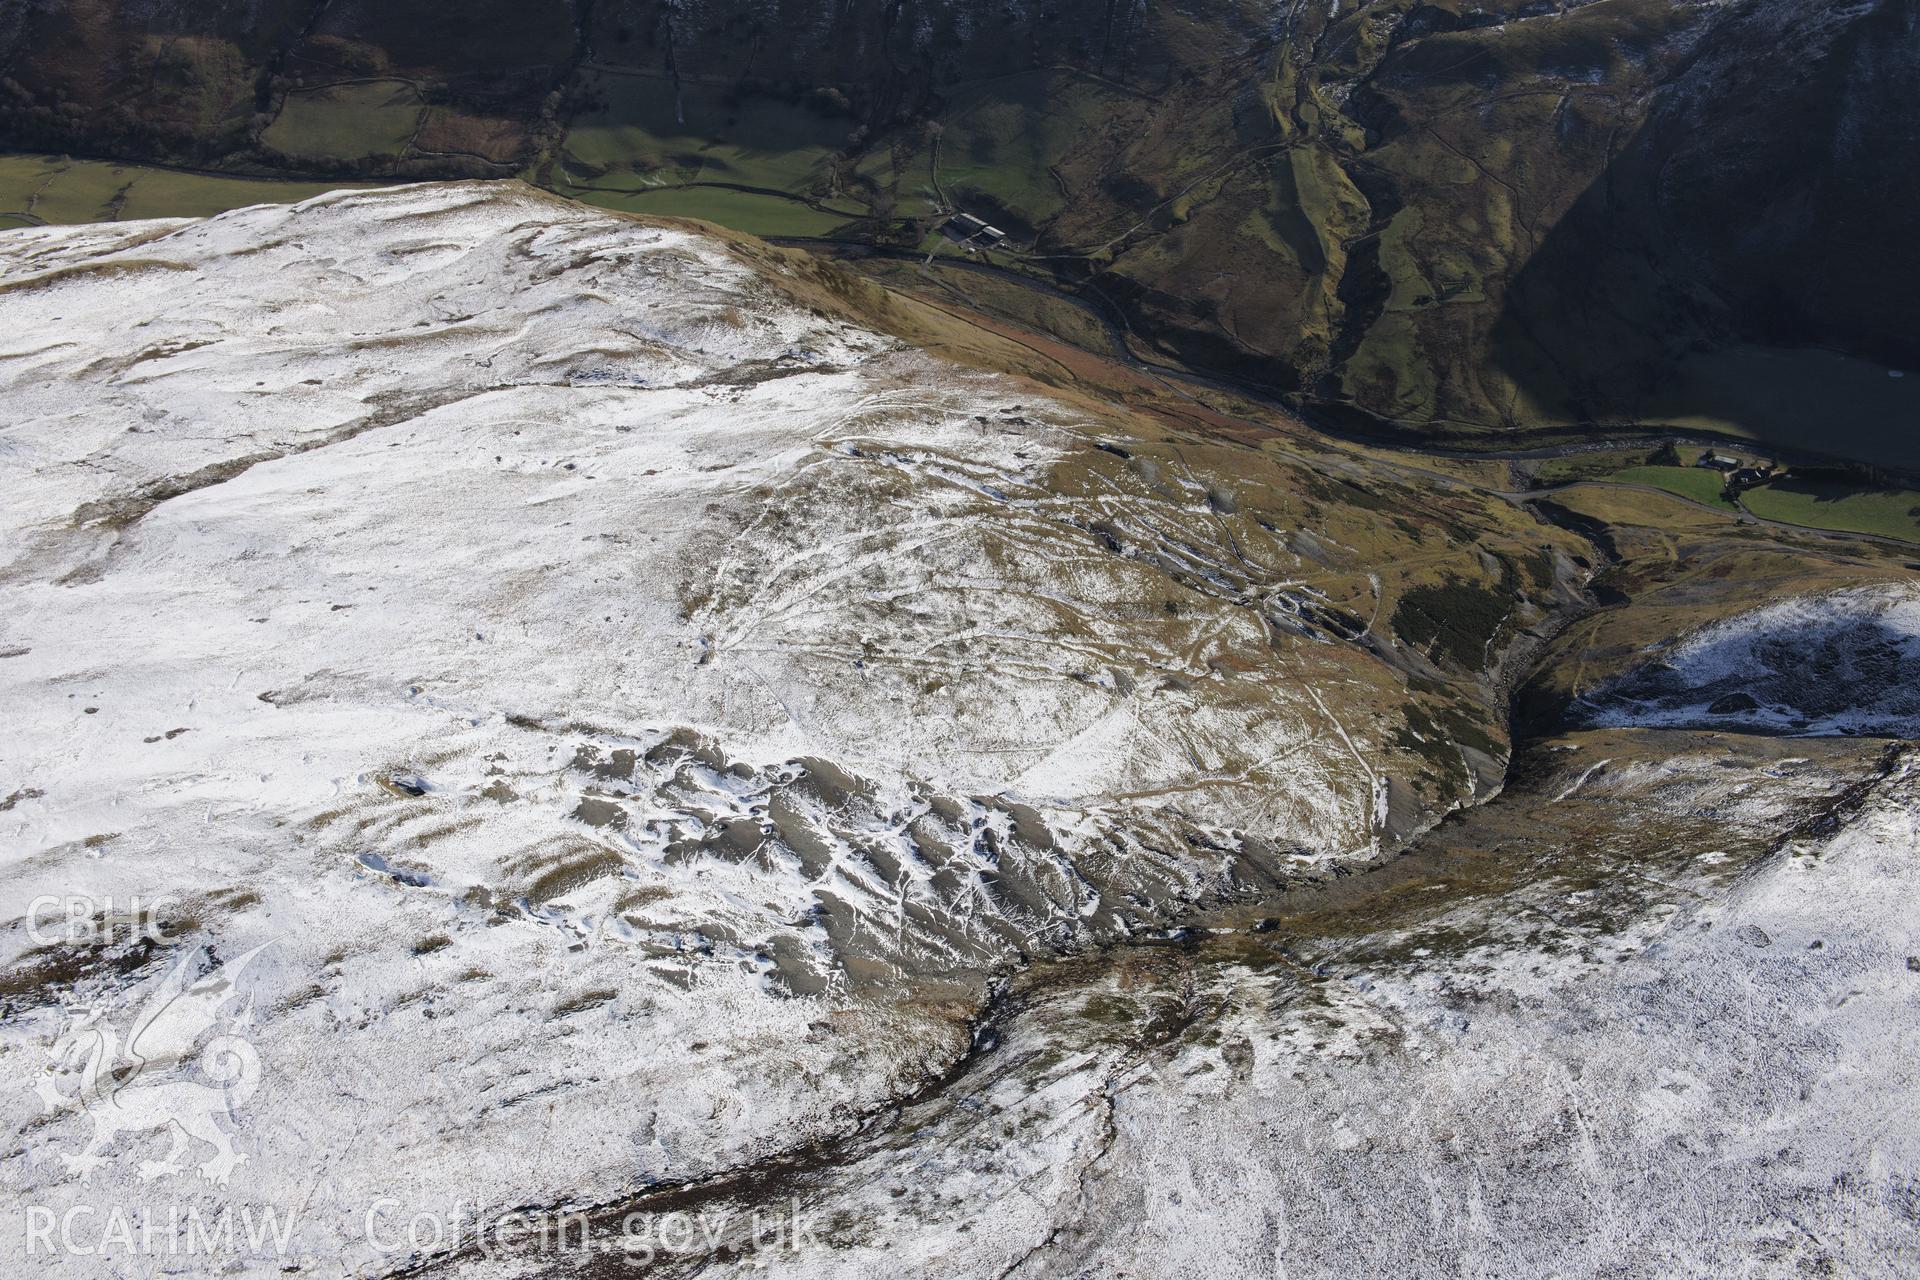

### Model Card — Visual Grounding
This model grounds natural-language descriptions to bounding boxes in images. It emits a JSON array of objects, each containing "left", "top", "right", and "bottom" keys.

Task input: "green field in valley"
[
  {"left": 0, "top": 153, "right": 369, "bottom": 226},
  {"left": 555, "top": 66, "right": 1129, "bottom": 245},
  {"left": 570, "top": 184, "right": 856, "bottom": 238},
  {"left": 260, "top": 81, "right": 425, "bottom": 164},
  {"left": 553, "top": 70, "right": 872, "bottom": 238},
  {"left": 1740, "top": 478, "right": 1920, "bottom": 545},
  {"left": 561, "top": 71, "right": 850, "bottom": 195},
  {"left": 1541, "top": 448, "right": 1920, "bottom": 544},
  {"left": 0, "top": 148, "right": 855, "bottom": 242},
  {"left": 932, "top": 71, "right": 1112, "bottom": 234},
  {"left": 1529, "top": 449, "right": 1660, "bottom": 486},
  {"left": 1603, "top": 465, "right": 1740, "bottom": 508}
]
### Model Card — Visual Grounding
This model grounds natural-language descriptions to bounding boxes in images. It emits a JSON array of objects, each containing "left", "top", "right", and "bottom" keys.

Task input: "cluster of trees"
[{"left": 0, "top": 89, "right": 181, "bottom": 162}]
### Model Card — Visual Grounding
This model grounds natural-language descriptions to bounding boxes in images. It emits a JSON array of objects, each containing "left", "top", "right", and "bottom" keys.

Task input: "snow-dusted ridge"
[
  {"left": 1580, "top": 583, "right": 1920, "bottom": 737},
  {"left": 0, "top": 181, "right": 1468, "bottom": 1269}
]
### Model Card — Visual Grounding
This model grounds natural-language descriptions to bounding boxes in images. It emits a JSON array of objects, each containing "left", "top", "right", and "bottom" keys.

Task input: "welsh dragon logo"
[{"left": 38, "top": 942, "right": 272, "bottom": 1186}]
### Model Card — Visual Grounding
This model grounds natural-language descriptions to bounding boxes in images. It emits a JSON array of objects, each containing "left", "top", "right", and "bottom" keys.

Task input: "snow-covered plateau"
[{"left": 0, "top": 182, "right": 1914, "bottom": 1279}]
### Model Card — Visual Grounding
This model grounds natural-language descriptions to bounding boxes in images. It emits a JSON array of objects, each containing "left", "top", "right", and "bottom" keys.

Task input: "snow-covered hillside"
[
  {"left": 1580, "top": 583, "right": 1920, "bottom": 737},
  {"left": 0, "top": 182, "right": 1470, "bottom": 1272},
  {"left": 495, "top": 746, "right": 1917, "bottom": 1279},
  {"left": 3, "top": 181, "right": 1912, "bottom": 1280}
]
